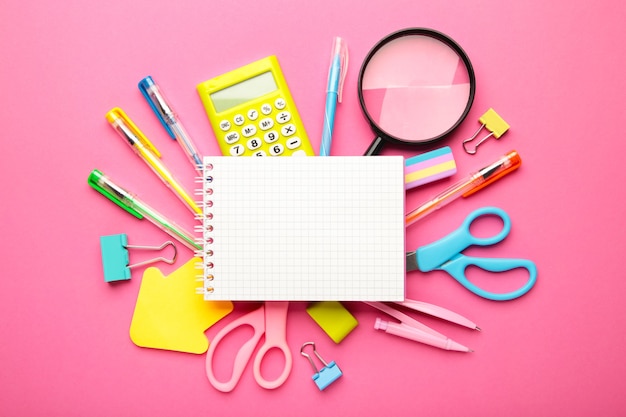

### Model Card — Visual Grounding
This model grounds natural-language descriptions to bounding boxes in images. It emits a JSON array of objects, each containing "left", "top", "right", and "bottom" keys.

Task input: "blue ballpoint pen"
[
  {"left": 139, "top": 76, "right": 204, "bottom": 172},
  {"left": 320, "top": 37, "right": 348, "bottom": 156}
]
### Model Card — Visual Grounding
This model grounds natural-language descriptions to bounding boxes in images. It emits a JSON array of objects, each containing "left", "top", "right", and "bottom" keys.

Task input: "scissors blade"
[{"left": 406, "top": 251, "right": 419, "bottom": 272}]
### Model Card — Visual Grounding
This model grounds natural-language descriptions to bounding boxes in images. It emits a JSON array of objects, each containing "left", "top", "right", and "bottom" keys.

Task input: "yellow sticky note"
[{"left": 130, "top": 257, "right": 233, "bottom": 354}]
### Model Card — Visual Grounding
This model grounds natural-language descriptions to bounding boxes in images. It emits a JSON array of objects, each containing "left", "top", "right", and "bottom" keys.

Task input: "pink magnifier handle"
[
  {"left": 253, "top": 302, "right": 292, "bottom": 389},
  {"left": 205, "top": 305, "right": 265, "bottom": 393}
]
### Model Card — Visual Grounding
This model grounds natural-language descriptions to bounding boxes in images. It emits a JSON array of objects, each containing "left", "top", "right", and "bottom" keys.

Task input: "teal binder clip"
[
  {"left": 300, "top": 342, "right": 343, "bottom": 391},
  {"left": 99, "top": 234, "right": 177, "bottom": 282}
]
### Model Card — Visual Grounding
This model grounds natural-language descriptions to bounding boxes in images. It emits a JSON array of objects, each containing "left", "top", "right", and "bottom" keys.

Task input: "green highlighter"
[{"left": 88, "top": 169, "right": 201, "bottom": 252}]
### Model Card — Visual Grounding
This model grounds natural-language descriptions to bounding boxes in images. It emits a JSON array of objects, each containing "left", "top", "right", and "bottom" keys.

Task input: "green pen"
[{"left": 88, "top": 169, "right": 201, "bottom": 251}]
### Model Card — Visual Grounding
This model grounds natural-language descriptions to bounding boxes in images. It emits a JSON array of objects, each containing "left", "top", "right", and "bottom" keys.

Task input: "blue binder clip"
[
  {"left": 99, "top": 234, "right": 177, "bottom": 282},
  {"left": 300, "top": 342, "right": 343, "bottom": 391}
]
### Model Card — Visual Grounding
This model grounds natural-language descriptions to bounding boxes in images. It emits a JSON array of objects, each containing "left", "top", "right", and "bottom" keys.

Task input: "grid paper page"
[{"left": 199, "top": 156, "right": 405, "bottom": 301}]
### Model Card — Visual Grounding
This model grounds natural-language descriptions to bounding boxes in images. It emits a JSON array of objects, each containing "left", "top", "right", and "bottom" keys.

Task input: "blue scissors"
[{"left": 405, "top": 206, "right": 537, "bottom": 301}]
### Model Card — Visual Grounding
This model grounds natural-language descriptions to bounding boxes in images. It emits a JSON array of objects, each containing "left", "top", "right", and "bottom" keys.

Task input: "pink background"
[{"left": 1, "top": 0, "right": 625, "bottom": 415}]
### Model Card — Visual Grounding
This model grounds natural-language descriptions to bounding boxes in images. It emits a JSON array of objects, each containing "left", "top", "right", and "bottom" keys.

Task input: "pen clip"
[
  {"left": 88, "top": 169, "right": 143, "bottom": 219},
  {"left": 138, "top": 76, "right": 176, "bottom": 139},
  {"left": 462, "top": 150, "right": 522, "bottom": 197},
  {"left": 329, "top": 37, "right": 349, "bottom": 102},
  {"left": 105, "top": 107, "right": 162, "bottom": 158}
]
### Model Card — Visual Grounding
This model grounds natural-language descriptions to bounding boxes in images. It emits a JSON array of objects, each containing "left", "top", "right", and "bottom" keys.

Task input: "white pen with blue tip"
[
  {"left": 319, "top": 37, "right": 348, "bottom": 156},
  {"left": 139, "top": 76, "right": 204, "bottom": 172}
]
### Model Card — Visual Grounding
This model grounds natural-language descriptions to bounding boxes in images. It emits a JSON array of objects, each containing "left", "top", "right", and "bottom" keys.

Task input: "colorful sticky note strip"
[{"left": 405, "top": 146, "right": 457, "bottom": 190}]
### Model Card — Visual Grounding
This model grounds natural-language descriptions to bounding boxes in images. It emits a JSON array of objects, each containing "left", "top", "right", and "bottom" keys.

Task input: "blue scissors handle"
[
  {"left": 417, "top": 207, "right": 512, "bottom": 272},
  {"left": 415, "top": 207, "right": 537, "bottom": 301},
  {"left": 438, "top": 255, "right": 537, "bottom": 301}
]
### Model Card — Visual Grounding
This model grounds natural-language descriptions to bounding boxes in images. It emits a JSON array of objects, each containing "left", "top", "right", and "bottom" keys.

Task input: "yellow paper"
[{"left": 130, "top": 257, "right": 233, "bottom": 354}]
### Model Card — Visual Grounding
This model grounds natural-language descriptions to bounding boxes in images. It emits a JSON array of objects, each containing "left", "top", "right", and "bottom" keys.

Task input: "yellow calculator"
[{"left": 197, "top": 56, "right": 315, "bottom": 157}]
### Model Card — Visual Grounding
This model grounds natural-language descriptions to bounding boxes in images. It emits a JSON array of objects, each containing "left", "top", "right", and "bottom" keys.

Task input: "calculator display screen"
[{"left": 210, "top": 72, "right": 278, "bottom": 112}]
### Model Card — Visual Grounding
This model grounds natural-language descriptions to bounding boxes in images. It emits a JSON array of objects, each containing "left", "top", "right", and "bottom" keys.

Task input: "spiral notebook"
[{"left": 197, "top": 156, "right": 405, "bottom": 301}]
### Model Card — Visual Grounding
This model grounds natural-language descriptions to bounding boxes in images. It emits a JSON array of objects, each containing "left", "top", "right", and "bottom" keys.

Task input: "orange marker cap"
[{"left": 462, "top": 150, "right": 521, "bottom": 197}]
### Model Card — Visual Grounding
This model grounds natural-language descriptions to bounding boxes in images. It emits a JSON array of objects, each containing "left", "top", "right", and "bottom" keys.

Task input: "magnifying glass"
[{"left": 358, "top": 28, "right": 476, "bottom": 155}]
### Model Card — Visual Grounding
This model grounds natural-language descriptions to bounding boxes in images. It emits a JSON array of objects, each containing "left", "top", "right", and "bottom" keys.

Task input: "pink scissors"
[{"left": 206, "top": 301, "right": 292, "bottom": 392}]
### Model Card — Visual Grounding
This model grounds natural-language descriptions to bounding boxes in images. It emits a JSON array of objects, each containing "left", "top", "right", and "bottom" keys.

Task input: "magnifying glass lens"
[{"left": 361, "top": 34, "right": 473, "bottom": 143}]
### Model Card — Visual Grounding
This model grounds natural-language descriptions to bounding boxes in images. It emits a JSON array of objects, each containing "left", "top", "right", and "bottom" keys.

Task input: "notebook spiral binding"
[{"left": 194, "top": 162, "right": 214, "bottom": 296}]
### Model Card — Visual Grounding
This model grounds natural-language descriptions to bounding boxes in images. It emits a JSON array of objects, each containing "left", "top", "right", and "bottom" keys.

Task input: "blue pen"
[
  {"left": 139, "top": 76, "right": 203, "bottom": 172},
  {"left": 320, "top": 37, "right": 348, "bottom": 156}
]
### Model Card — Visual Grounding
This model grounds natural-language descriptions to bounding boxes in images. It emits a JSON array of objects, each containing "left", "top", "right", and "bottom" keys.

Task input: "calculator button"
[
  {"left": 264, "top": 130, "right": 280, "bottom": 143},
  {"left": 224, "top": 131, "right": 240, "bottom": 144},
  {"left": 233, "top": 114, "right": 245, "bottom": 126},
  {"left": 276, "top": 111, "right": 291, "bottom": 124},
  {"left": 259, "top": 118, "right": 274, "bottom": 131},
  {"left": 230, "top": 144, "right": 245, "bottom": 156},
  {"left": 253, "top": 150, "right": 267, "bottom": 156},
  {"left": 286, "top": 137, "right": 302, "bottom": 149},
  {"left": 247, "top": 109, "right": 259, "bottom": 121},
  {"left": 291, "top": 150, "right": 307, "bottom": 157},
  {"left": 241, "top": 125, "right": 257, "bottom": 137},
  {"left": 219, "top": 120, "right": 231, "bottom": 131},
  {"left": 269, "top": 143, "right": 284, "bottom": 156},
  {"left": 274, "top": 98, "right": 286, "bottom": 110},
  {"left": 281, "top": 123, "right": 296, "bottom": 137},
  {"left": 247, "top": 137, "right": 262, "bottom": 150},
  {"left": 261, "top": 103, "right": 272, "bottom": 115}
]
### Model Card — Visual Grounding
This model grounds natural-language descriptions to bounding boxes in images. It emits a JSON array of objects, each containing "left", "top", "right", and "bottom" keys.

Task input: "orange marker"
[{"left": 406, "top": 151, "right": 522, "bottom": 227}]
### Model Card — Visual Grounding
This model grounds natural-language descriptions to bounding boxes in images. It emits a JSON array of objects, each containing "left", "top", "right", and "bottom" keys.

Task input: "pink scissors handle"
[
  {"left": 205, "top": 305, "right": 265, "bottom": 393},
  {"left": 253, "top": 301, "right": 292, "bottom": 389}
]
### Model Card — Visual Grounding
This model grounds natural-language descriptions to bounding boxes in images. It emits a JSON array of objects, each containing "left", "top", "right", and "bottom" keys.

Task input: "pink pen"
[
  {"left": 366, "top": 300, "right": 477, "bottom": 352},
  {"left": 374, "top": 318, "right": 471, "bottom": 352},
  {"left": 396, "top": 299, "right": 480, "bottom": 331}
]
